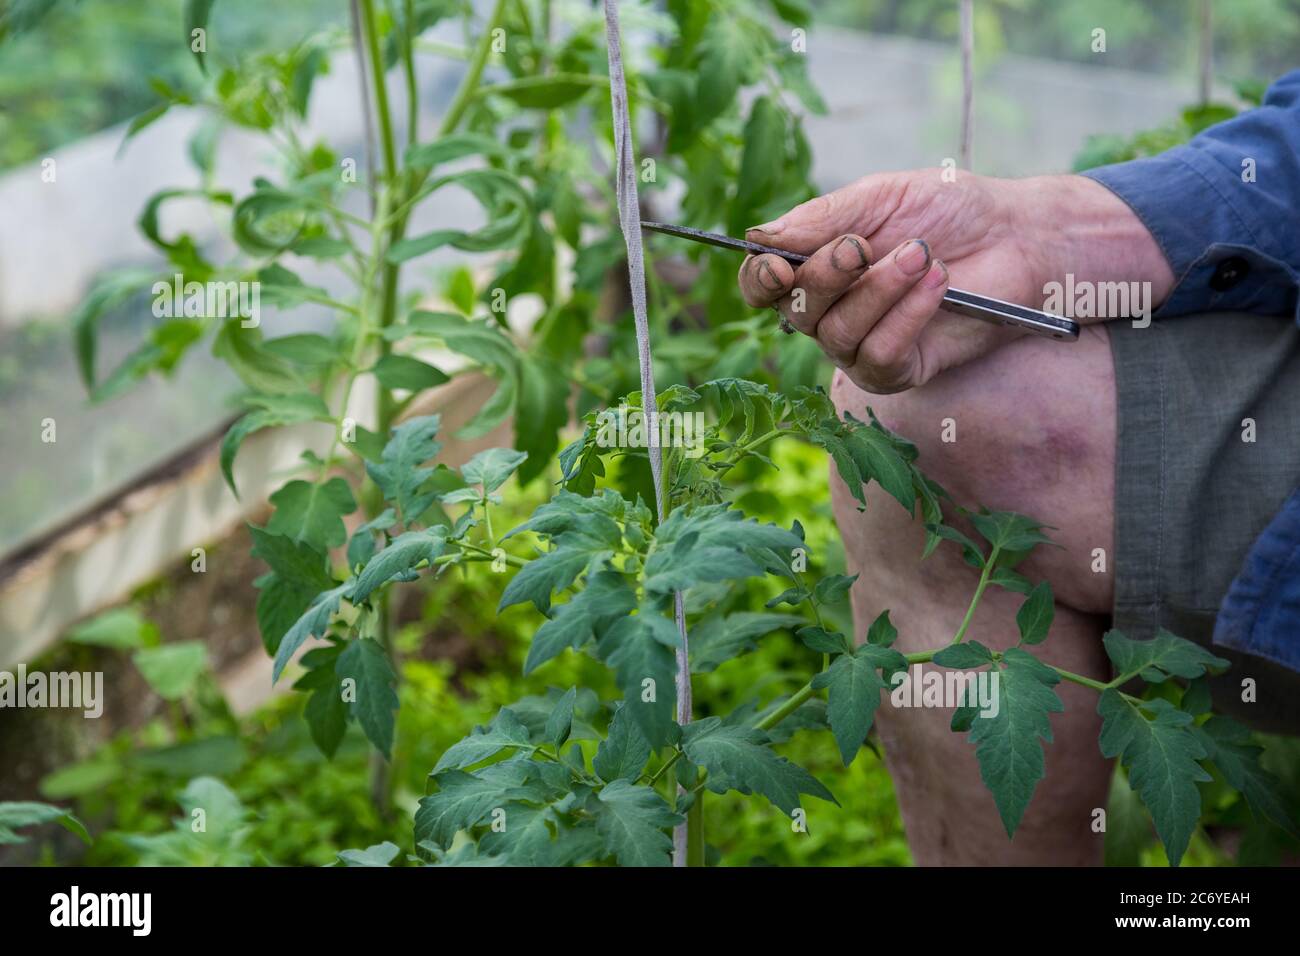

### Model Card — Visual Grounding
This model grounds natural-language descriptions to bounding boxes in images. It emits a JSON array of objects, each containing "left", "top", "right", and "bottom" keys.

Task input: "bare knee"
[{"left": 829, "top": 325, "right": 1116, "bottom": 616}]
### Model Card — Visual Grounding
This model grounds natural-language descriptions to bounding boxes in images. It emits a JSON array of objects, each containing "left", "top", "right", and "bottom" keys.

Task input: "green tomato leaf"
[
  {"left": 271, "top": 582, "right": 350, "bottom": 683},
  {"left": 927, "top": 523, "right": 985, "bottom": 567},
  {"left": 1193, "top": 715, "right": 1297, "bottom": 839},
  {"left": 733, "top": 95, "right": 785, "bottom": 223},
  {"left": 513, "top": 354, "right": 568, "bottom": 485},
  {"left": 213, "top": 322, "right": 307, "bottom": 395},
  {"left": 843, "top": 417, "right": 915, "bottom": 512},
  {"left": 404, "top": 132, "right": 510, "bottom": 170},
  {"left": 643, "top": 505, "right": 803, "bottom": 595},
  {"left": 249, "top": 526, "right": 335, "bottom": 592},
  {"left": 1102, "top": 628, "right": 1230, "bottom": 683},
  {"left": 593, "top": 703, "right": 652, "bottom": 783},
  {"left": 989, "top": 565, "right": 1033, "bottom": 593},
  {"left": 681, "top": 717, "right": 837, "bottom": 815},
  {"left": 485, "top": 73, "right": 600, "bottom": 109},
  {"left": 365, "top": 414, "right": 443, "bottom": 520},
  {"left": 462, "top": 447, "right": 529, "bottom": 494},
  {"left": 455, "top": 371, "right": 517, "bottom": 440},
  {"left": 865, "top": 609, "right": 899, "bottom": 647},
  {"left": 350, "top": 527, "right": 446, "bottom": 605},
  {"left": 962, "top": 648, "right": 1064, "bottom": 837},
  {"left": 293, "top": 643, "right": 348, "bottom": 758},
  {"left": 695, "top": 17, "right": 762, "bottom": 125},
  {"left": 336, "top": 637, "right": 398, "bottom": 759},
  {"left": 1098, "top": 690, "right": 1210, "bottom": 866},
  {"left": 526, "top": 570, "right": 636, "bottom": 675},
  {"left": 596, "top": 612, "right": 680, "bottom": 749},
  {"left": 346, "top": 509, "right": 398, "bottom": 572},
  {"left": 932, "top": 641, "right": 995, "bottom": 669},
  {"left": 1016, "top": 581, "right": 1054, "bottom": 645},
  {"left": 389, "top": 311, "right": 518, "bottom": 371},
  {"left": 0, "top": 802, "right": 90, "bottom": 846},
  {"left": 498, "top": 529, "right": 618, "bottom": 615},
  {"left": 690, "top": 612, "right": 808, "bottom": 672},
  {"left": 594, "top": 779, "right": 681, "bottom": 867},
  {"left": 337, "top": 842, "right": 400, "bottom": 867},
  {"left": 267, "top": 477, "right": 357, "bottom": 551},
  {"left": 544, "top": 687, "right": 577, "bottom": 751},
  {"left": 263, "top": 332, "right": 341, "bottom": 366},
  {"left": 433, "top": 708, "right": 533, "bottom": 773},
  {"left": 797, "top": 625, "right": 851, "bottom": 656},
  {"left": 220, "top": 392, "right": 331, "bottom": 495},
  {"left": 812, "top": 642, "right": 908, "bottom": 765},
  {"left": 185, "top": 0, "right": 216, "bottom": 74},
  {"left": 478, "top": 802, "right": 561, "bottom": 864},
  {"left": 811, "top": 573, "right": 857, "bottom": 606},
  {"left": 970, "top": 510, "right": 1054, "bottom": 555},
  {"left": 371, "top": 354, "right": 449, "bottom": 392},
  {"left": 416, "top": 759, "right": 540, "bottom": 850}
]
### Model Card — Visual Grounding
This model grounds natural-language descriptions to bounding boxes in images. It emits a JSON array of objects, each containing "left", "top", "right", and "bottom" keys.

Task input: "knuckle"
[
  {"left": 858, "top": 335, "right": 902, "bottom": 369},
  {"left": 816, "top": 312, "right": 862, "bottom": 356},
  {"left": 796, "top": 193, "right": 834, "bottom": 223}
]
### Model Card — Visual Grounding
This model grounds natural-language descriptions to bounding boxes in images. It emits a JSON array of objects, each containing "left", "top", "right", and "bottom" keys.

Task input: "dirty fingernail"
[
  {"left": 759, "top": 261, "right": 784, "bottom": 290},
  {"left": 895, "top": 239, "right": 931, "bottom": 275},
  {"left": 923, "top": 259, "right": 948, "bottom": 289},
  {"left": 749, "top": 219, "right": 785, "bottom": 236},
  {"left": 832, "top": 235, "right": 870, "bottom": 272}
]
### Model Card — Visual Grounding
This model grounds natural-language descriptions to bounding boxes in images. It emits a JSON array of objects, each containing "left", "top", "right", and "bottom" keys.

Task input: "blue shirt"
[{"left": 1082, "top": 70, "right": 1300, "bottom": 672}]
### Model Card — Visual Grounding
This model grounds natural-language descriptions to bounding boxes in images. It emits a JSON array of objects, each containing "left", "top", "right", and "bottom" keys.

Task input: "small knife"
[{"left": 640, "top": 220, "right": 1079, "bottom": 341}]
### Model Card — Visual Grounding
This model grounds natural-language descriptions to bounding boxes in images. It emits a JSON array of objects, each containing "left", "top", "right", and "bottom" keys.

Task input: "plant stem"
[
  {"left": 646, "top": 748, "right": 682, "bottom": 787},
  {"left": 403, "top": 0, "right": 419, "bottom": 148},
  {"left": 951, "top": 546, "right": 998, "bottom": 644},
  {"left": 1053, "top": 666, "right": 1111, "bottom": 693},
  {"left": 755, "top": 681, "right": 817, "bottom": 731},
  {"left": 359, "top": 0, "right": 403, "bottom": 820},
  {"left": 438, "top": 0, "right": 507, "bottom": 138},
  {"left": 686, "top": 791, "right": 705, "bottom": 866},
  {"left": 359, "top": 0, "right": 398, "bottom": 179},
  {"left": 459, "top": 540, "right": 526, "bottom": 568},
  {"left": 359, "top": 0, "right": 402, "bottom": 430}
]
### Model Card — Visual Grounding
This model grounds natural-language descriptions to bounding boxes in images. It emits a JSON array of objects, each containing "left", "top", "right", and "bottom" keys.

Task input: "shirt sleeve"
[{"left": 1080, "top": 70, "right": 1300, "bottom": 323}]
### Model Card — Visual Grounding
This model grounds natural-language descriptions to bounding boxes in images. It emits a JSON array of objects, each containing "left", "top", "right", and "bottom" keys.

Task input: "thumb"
[{"left": 746, "top": 176, "right": 889, "bottom": 256}]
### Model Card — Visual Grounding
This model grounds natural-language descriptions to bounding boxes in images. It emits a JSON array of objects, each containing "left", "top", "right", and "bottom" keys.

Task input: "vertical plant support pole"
[
  {"left": 601, "top": 0, "right": 698, "bottom": 867},
  {"left": 959, "top": 0, "right": 974, "bottom": 170},
  {"left": 1197, "top": 0, "right": 1214, "bottom": 106}
]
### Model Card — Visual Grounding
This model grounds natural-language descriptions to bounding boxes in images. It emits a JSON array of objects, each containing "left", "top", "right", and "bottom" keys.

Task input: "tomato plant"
[{"left": 58, "top": 0, "right": 1294, "bottom": 867}]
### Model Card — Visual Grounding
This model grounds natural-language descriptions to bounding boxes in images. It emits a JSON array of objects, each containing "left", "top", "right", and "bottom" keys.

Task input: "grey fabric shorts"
[{"left": 1109, "top": 311, "right": 1300, "bottom": 734}]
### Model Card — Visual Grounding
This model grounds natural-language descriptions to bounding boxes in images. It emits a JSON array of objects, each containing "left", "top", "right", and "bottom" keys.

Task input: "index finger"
[{"left": 746, "top": 175, "right": 891, "bottom": 253}]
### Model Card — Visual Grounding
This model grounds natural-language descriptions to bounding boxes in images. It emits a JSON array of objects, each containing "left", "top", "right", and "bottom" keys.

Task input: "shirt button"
[{"left": 1210, "top": 256, "right": 1250, "bottom": 291}]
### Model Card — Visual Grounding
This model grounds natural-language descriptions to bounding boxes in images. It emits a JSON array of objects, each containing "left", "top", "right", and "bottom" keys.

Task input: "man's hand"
[{"left": 737, "top": 170, "right": 1174, "bottom": 393}]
